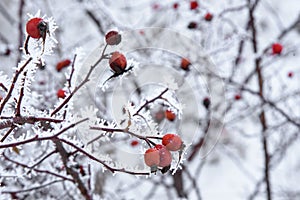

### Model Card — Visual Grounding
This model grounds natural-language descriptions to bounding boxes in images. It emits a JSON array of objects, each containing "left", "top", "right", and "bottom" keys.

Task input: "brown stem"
[
  {"left": 54, "top": 140, "right": 91, "bottom": 200},
  {"left": 0, "top": 126, "right": 16, "bottom": 142},
  {"left": 51, "top": 45, "right": 107, "bottom": 116},
  {"left": 0, "top": 118, "right": 88, "bottom": 148},
  {"left": 67, "top": 54, "right": 77, "bottom": 90},
  {"left": 90, "top": 126, "right": 157, "bottom": 146},
  {"left": 1, "top": 180, "right": 65, "bottom": 194},
  {"left": 0, "top": 116, "right": 64, "bottom": 130},
  {"left": 133, "top": 88, "right": 169, "bottom": 116},
  {"left": 15, "top": 70, "right": 27, "bottom": 116},
  {"left": 247, "top": 1, "right": 271, "bottom": 199},
  {"left": 16, "top": 0, "right": 25, "bottom": 64},
  {"left": 2, "top": 152, "right": 73, "bottom": 182},
  {"left": 59, "top": 138, "right": 150, "bottom": 175},
  {"left": 0, "top": 57, "right": 32, "bottom": 115}
]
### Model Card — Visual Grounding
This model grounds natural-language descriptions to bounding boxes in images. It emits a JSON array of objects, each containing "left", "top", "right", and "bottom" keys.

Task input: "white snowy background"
[{"left": 0, "top": 0, "right": 300, "bottom": 200}]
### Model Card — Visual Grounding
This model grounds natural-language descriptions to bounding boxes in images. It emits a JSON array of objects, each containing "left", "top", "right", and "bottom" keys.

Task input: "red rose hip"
[
  {"left": 272, "top": 43, "right": 283, "bottom": 55},
  {"left": 204, "top": 13, "right": 213, "bottom": 21},
  {"left": 234, "top": 94, "right": 241, "bottom": 100},
  {"left": 165, "top": 110, "right": 176, "bottom": 121},
  {"left": 57, "top": 89, "right": 66, "bottom": 99},
  {"left": 56, "top": 59, "right": 71, "bottom": 72},
  {"left": 109, "top": 52, "right": 127, "bottom": 74},
  {"left": 162, "top": 134, "right": 183, "bottom": 151},
  {"left": 26, "top": 18, "right": 48, "bottom": 39},
  {"left": 144, "top": 148, "right": 160, "bottom": 167},
  {"left": 190, "top": 1, "right": 199, "bottom": 10},
  {"left": 131, "top": 140, "right": 139, "bottom": 147},
  {"left": 181, "top": 58, "right": 191, "bottom": 70},
  {"left": 155, "top": 144, "right": 172, "bottom": 167},
  {"left": 105, "top": 31, "right": 121, "bottom": 45},
  {"left": 173, "top": 3, "right": 179, "bottom": 10}
]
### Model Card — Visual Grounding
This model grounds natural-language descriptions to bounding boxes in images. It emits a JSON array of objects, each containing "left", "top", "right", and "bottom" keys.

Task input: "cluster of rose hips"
[
  {"left": 104, "top": 31, "right": 129, "bottom": 75},
  {"left": 144, "top": 134, "right": 183, "bottom": 172}
]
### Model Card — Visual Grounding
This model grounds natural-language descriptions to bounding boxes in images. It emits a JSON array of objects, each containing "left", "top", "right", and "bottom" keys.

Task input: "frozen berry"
[
  {"left": 203, "top": 97, "right": 210, "bottom": 109},
  {"left": 188, "top": 22, "right": 197, "bottom": 29},
  {"left": 152, "top": 3, "right": 160, "bottom": 10},
  {"left": 155, "top": 144, "right": 172, "bottom": 167},
  {"left": 57, "top": 89, "right": 66, "bottom": 99},
  {"left": 288, "top": 71, "right": 293, "bottom": 78},
  {"left": 26, "top": 18, "right": 48, "bottom": 39},
  {"left": 165, "top": 110, "right": 176, "bottom": 121},
  {"left": 131, "top": 140, "right": 139, "bottom": 147},
  {"left": 105, "top": 31, "right": 121, "bottom": 45},
  {"left": 155, "top": 110, "right": 165, "bottom": 122},
  {"left": 272, "top": 43, "right": 283, "bottom": 55},
  {"left": 234, "top": 94, "right": 241, "bottom": 100},
  {"left": 173, "top": 3, "right": 179, "bottom": 9},
  {"left": 4, "top": 48, "right": 11, "bottom": 56},
  {"left": 204, "top": 13, "right": 213, "bottom": 21},
  {"left": 181, "top": 58, "right": 191, "bottom": 71},
  {"left": 162, "top": 134, "right": 183, "bottom": 151},
  {"left": 190, "top": 1, "right": 199, "bottom": 10},
  {"left": 109, "top": 51, "right": 127, "bottom": 74},
  {"left": 56, "top": 59, "right": 71, "bottom": 72},
  {"left": 144, "top": 148, "right": 160, "bottom": 167}
]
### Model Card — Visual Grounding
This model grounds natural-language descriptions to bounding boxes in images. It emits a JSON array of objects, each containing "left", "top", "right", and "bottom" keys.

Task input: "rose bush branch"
[
  {"left": 2, "top": 152, "right": 74, "bottom": 182},
  {"left": 0, "top": 118, "right": 88, "bottom": 148},
  {"left": 0, "top": 57, "right": 32, "bottom": 115},
  {"left": 51, "top": 44, "right": 108, "bottom": 116},
  {"left": 90, "top": 126, "right": 157, "bottom": 147}
]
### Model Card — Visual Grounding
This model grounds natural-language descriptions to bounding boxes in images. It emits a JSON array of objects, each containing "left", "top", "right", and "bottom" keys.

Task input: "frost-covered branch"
[{"left": 0, "top": 57, "right": 32, "bottom": 115}]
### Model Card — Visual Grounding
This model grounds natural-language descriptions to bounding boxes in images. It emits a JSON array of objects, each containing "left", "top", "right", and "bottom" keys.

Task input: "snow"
[{"left": 0, "top": 0, "right": 300, "bottom": 199}]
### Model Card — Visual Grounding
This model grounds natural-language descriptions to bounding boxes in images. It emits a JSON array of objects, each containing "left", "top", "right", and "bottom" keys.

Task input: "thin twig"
[
  {"left": 247, "top": 0, "right": 272, "bottom": 199},
  {"left": 0, "top": 118, "right": 88, "bottom": 148},
  {"left": 1, "top": 180, "right": 65, "bottom": 194},
  {"left": 15, "top": 70, "right": 27, "bottom": 116},
  {"left": 0, "top": 125, "right": 16, "bottom": 142},
  {"left": 59, "top": 138, "right": 150, "bottom": 176},
  {"left": 51, "top": 45, "right": 108, "bottom": 116},
  {"left": 0, "top": 57, "right": 32, "bottom": 115},
  {"left": 2, "top": 152, "right": 74, "bottom": 182},
  {"left": 133, "top": 88, "right": 169, "bottom": 116},
  {"left": 68, "top": 54, "right": 77, "bottom": 90}
]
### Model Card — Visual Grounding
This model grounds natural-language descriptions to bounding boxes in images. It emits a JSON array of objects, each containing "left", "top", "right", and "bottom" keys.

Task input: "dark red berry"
[
  {"left": 272, "top": 43, "right": 283, "bottom": 55},
  {"left": 56, "top": 59, "right": 71, "bottom": 72},
  {"left": 57, "top": 89, "right": 66, "bottom": 99},
  {"left": 234, "top": 94, "right": 241, "bottom": 100},
  {"left": 131, "top": 140, "right": 139, "bottom": 146},
  {"left": 173, "top": 3, "right": 179, "bottom": 9},
  {"left": 188, "top": 22, "right": 197, "bottom": 29},
  {"left": 109, "top": 52, "right": 127, "bottom": 74},
  {"left": 203, "top": 97, "right": 210, "bottom": 109},
  {"left": 152, "top": 3, "right": 160, "bottom": 10},
  {"left": 288, "top": 72, "right": 293, "bottom": 78},
  {"left": 105, "top": 31, "right": 121, "bottom": 45},
  {"left": 190, "top": 1, "right": 199, "bottom": 10},
  {"left": 181, "top": 58, "right": 191, "bottom": 70},
  {"left": 204, "top": 13, "right": 213, "bottom": 21}
]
